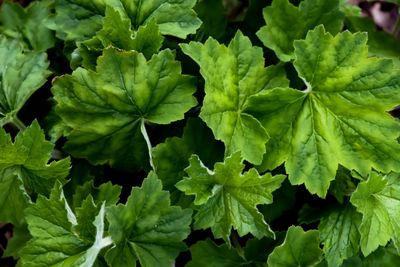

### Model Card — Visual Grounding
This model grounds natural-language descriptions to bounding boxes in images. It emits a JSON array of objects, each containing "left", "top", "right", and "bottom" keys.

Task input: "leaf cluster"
[{"left": 0, "top": 0, "right": 400, "bottom": 266}]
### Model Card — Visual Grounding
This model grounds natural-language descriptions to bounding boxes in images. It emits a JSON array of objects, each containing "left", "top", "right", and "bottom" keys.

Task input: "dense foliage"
[{"left": 0, "top": 0, "right": 400, "bottom": 266}]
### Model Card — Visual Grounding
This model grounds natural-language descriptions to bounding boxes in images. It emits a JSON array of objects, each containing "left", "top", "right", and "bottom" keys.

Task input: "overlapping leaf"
[
  {"left": 319, "top": 204, "right": 361, "bottom": 267},
  {"left": 20, "top": 182, "right": 112, "bottom": 266},
  {"left": 0, "top": 1, "right": 55, "bottom": 51},
  {"left": 187, "top": 239, "right": 247, "bottom": 267},
  {"left": 79, "top": 7, "right": 163, "bottom": 69},
  {"left": 267, "top": 226, "right": 323, "bottom": 267},
  {"left": 48, "top": 0, "right": 201, "bottom": 42},
  {"left": 350, "top": 172, "right": 400, "bottom": 256},
  {"left": 0, "top": 121, "right": 70, "bottom": 225},
  {"left": 105, "top": 172, "right": 192, "bottom": 267},
  {"left": 176, "top": 152, "right": 285, "bottom": 243},
  {"left": 0, "top": 36, "right": 50, "bottom": 126},
  {"left": 152, "top": 118, "right": 223, "bottom": 199},
  {"left": 247, "top": 25, "right": 400, "bottom": 197},
  {"left": 52, "top": 47, "right": 196, "bottom": 170},
  {"left": 257, "top": 0, "right": 344, "bottom": 61},
  {"left": 181, "top": 31, "right": 289, "bottom": 164}
]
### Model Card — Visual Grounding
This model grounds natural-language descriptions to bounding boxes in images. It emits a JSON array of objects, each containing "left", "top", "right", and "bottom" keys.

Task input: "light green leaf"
[
  {"left": 180, "top": 31, "right": 289, "bottom": 164},
  {"left": 346, "top": 16, "right": 400, "bottom": 68},
  {"left": 350, "top": 172, "right": 400, "bottom": 256},
  {"left": 52, "top": 47, "right": 196, "bottom": 170},
  {"left": 0, "top": 1, "right": 55, "bottom": 51},
  {"left": 79, "top": 7, "right": 163, "bottom": 69},
  {"left": 105, "top": 172, "right": 192, "bottom": 267},
  {"left": 20, "top": 182, "right": 112, "bottom": 266},
  {"left": 267, "top": 226, "right": 323, "bottom": 267},
  {"left": 186, "top": 239, "right": 247, "bottom": 267},
  {"left": 256, "top": 0, "right": 344, "bottom": 61},
  {"left": 247, "top": 25, "right": 400, "bottom": 197},
  {"left": 48, "top": 0, "right": 201, "bottom": 42},
  {"left": 0, "top": 121, "right": 70, "bottom": 224},
  {"left": 0, "top": 36, "right": 50, "bottom": 126},
  {"left": 319, "top": 204, "right": 361, "bottom": 267},
  {"left": 339, "top": 0, "right": 362, "bottom": 17},
  {"left": 0, "top": 172, "right": 30, "bottom": 225},
  {"left": 176, "top": 152, "right": 285, "bottom": 243}
]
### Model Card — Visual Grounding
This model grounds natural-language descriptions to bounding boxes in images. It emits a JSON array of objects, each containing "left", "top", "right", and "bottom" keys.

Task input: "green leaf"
[
  {"left": 267, "top": 226, "right": 323, "bottom": 267},
  {"left": 362, "top": 243, "right": 400, "bottom": 266},
  {"left": 52, "top": 47, "right": 196, "bottom": 170},
  {"left": 48, "top": 0, "right": 201, "bottom": 42},
  {"left": 0, "top": 172, "right": 30, "bottom": 225},
  {"left": 72, "top": 180, "right": 121, "bottom": 209},
  {"left": 186, "top": 239, "right": 247, "bottom": 267},
  {"left": 0, "top": 1, "right": 55, "bottom": 51},
  {"left": 176, "top": 152, "right": 285, "bottom": 243},
  {"left": 319, "top": 204, "right": 361, "bottom": 267},
  {"left": 152, "top": 118, "right": 224, "bottom": 197},
  {"left": 0, "top": 36, "right": 50, "bottom": 126},
  {"left": 46, "top": 0, "right": 117, "bottom": 41},
  {"left": 350, "top": 172, "right": 400, "bottom": 256},
  {"left": 247, "top": 25, "right": 400, "bottom": 197},
  {"left": 79, "top": 7, "right": 164, "bottom": 69},
  {"left": 328, "top": 167, "right": 357, "bottom": 203},
  {"left": 0, "top": 121, "right": 70, "bottom": 224},
  {"left": 256, "top": 0, "right": 344, "bottom": 61},
  {"left": 346, "top": 16, "right": 400, "bottom": 68},
  {"left": 339, "top": 0, "right": 361, "bottom": 17},
  {"left": 3, "top": 224, "right": 31, "bottom": 258},
  {"left": 180, "top": 31, "right": 289, "bottom": 164},
  {"left": 105, "top": 172, "right": 192, "bottom": 267},
  {"left": 194, "top": 0, "right": 228, "bottom": 41},
  {"left": 118, "top": 0, "right": 202, "bottom": 39},
  {"left": 20, "top": 182, "right": 112, "bottom": 266}
]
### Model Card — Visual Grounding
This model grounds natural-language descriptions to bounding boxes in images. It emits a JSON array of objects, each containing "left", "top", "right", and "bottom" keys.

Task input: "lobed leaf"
[
  {"left": 0, "top": 1, "right": 55, "bottom": 51},
  {"left": 351, "top": 172, "right": 400, "bottom": 256},
  {"left": 79, "top": 7, "right": 164, "bottom": 69},
  {"left": 105, "top": 172, "right": 192, "bottom": 267},
  {"left": 267, "top": 226, "right": 323, "bottom": 267},
  {"left": 20, "top": 182, "right": 112, "bottom": 266},
  {"left": 319, "top": 204, "right": 361, "bottom": 267},
  {"left": 48, "top": 0, "right": 201, "bottom": 42},
  {"left": 52, "top": 47, "right": 197, "bottom": 170},
  {"left": 176, "top": 152, "right": 285, "bottom": 243},
  {"left": 0, "top": 121, "right": 70, "bottom": 225},
  {"left": 181, "top": 31, "right": 289, "bottom": 164},
  {"left": 0, "top": 36, "right": 50, "bottom": 126},
  {"left": 257, "top": 0, "right": 344, "bottom": 61},
  {"left": 248, "top": 25, "right": 400, "bottom": 197}
]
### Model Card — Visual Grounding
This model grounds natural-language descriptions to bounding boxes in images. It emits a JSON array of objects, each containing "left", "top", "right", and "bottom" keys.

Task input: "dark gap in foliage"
[
  {"left": 0, "top": 224, "right": 15, "bottom": 266},
  {"left": 284, "top": 63, "right": 307, "bottom": 90},
  {"left": 176, "top": 229, "right": 214, "bottom": 265},
  {"left": 18, "top": 79, "right": 53, "bottom": 126},
  {"left": 103, "top": 166, "right": 147, "bottom": 204},
  {"left": 47, "top": 39, "right": 73, "bottom": 75}
]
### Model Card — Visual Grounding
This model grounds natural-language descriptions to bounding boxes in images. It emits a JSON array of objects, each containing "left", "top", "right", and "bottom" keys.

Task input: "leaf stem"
[
  {"left": 11, "top": 116, "right": 26, "bottom": 131},
  {"left": 140, "top": 119, "right": 155, "bottom": 171}
]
